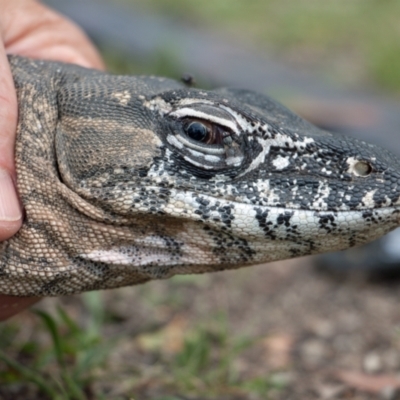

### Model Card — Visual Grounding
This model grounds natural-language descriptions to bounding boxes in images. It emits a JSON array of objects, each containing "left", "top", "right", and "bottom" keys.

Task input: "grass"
[
  {"left": 126, "top": 0, "right": 400, "bottom": 94},
  {"left": 0, "top": 277, "right": 287, "bottom": 399},
  {"left": 0, "top": 292, "right": 112, "bottom": 399},
  {"left": 101, "top": 46, "right": 183, "bottom": 78}
]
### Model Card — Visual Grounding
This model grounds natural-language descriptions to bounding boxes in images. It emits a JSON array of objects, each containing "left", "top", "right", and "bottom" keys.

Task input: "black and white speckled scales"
[{"left": 1, "top": 55, "right": 400, "bottom": 296}]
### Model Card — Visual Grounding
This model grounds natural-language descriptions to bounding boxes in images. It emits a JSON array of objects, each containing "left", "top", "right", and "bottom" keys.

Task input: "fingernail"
[{"left": 0, "top": 170, "right": 22, "bottom": 221}]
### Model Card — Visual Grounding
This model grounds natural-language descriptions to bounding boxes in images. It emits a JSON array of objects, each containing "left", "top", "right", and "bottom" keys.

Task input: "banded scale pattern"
[{"left": 0, "top": 55, "right": 399, "bottom": 296}]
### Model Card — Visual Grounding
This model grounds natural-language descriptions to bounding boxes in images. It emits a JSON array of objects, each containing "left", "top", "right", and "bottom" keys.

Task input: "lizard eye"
[
  {"left": 184, "top": 119, "right": 224, "bottom": 145},
  {"left": 186, "top": 121, "right": 210, "bottom": 142}
]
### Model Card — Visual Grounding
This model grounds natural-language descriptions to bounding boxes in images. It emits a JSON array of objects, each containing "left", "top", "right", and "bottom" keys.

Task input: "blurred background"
[{"left": 1, "top": 1, "right": 400, "bottom": 399}]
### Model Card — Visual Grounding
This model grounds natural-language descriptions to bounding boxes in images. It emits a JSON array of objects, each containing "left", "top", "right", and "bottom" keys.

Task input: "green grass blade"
[
  {"left": 34, "top": 310, "right": 66, "bottom": 368},
  {"left": 34, "top": 310, "right": 87, "bottom": 400},
  {"left": 0, "top": 350, "right": 58, "bottom": 398}
]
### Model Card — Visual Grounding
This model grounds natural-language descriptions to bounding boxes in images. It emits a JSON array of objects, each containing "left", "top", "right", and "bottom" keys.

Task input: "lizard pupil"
[{"left": 186, "top": 122, "right": 209, "bottom": 142}]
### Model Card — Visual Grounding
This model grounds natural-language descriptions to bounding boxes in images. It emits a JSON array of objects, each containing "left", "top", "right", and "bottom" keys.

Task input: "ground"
[{"left": 2, "top": 255, "right": 400, "bottom": 399}]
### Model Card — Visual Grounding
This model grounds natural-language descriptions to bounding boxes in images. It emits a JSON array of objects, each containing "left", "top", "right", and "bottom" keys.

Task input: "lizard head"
[
  {"left": 9, "top": 56, "right": 400, "bottom": 296},
  {"left": 55, "top": 76, "right": 400, "bottom": 275}
]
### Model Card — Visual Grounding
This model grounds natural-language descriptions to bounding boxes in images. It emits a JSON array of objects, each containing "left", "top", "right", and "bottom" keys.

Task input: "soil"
[
  {"left": 107, "top": 256, "right": 400, "bottom": 400},
  {"left": 3, "top": 255, "right": 400, "bottom": 400}
]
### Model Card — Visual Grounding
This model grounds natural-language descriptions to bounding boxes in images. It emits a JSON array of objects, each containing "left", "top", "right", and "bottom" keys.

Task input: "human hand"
[{"left": 0, "top": 0, "right": 104, "bottom": 321}]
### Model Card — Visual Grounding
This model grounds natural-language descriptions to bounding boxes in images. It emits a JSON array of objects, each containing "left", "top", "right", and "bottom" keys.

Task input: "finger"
[
  {"left": 3, "top": 1, "right": 105, "bottom": 70},
  {"left": 0, "top": 295, "right": 41, "bottom": 321},
  {"left": 0, "top": 40, "right": 23, "bottom": 240}
]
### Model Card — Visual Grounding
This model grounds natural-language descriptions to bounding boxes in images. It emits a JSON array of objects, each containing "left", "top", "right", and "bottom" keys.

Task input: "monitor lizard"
[{"left": 1, "top": 55, "right": 400, "bottom": 296}]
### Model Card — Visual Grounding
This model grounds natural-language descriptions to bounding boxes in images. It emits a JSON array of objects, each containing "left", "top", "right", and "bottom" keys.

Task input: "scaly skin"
[{"left": 1, "top": 55, "right": 400, "bottom": 296}]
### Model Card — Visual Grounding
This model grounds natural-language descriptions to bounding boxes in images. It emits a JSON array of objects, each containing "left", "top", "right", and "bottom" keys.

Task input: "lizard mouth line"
[{"left": 144, "top": 186, "right": 400, "bottom": 215}]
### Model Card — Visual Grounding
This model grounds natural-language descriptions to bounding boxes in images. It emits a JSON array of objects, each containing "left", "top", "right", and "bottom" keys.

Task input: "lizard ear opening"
[{"left": 55, "top": 118, "right": 163, "bottom": 194}]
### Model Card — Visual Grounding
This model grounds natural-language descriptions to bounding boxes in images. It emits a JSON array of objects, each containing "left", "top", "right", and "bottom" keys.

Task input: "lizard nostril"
[{"left": 353, "top": 161, "right": 372, "bottom": 177}]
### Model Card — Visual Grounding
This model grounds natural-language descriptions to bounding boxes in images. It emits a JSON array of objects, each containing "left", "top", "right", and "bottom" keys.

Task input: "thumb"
[
  {"left": 0, "top": 42, "right": 39, "bottom": 322},
  {"left": 0, "top": 41, "right": 23, "bottom": 240}
]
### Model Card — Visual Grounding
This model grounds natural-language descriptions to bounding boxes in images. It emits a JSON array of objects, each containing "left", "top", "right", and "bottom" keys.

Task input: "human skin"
[{"left": 0, "top": 0, "right": 104, "bottom": 321}]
